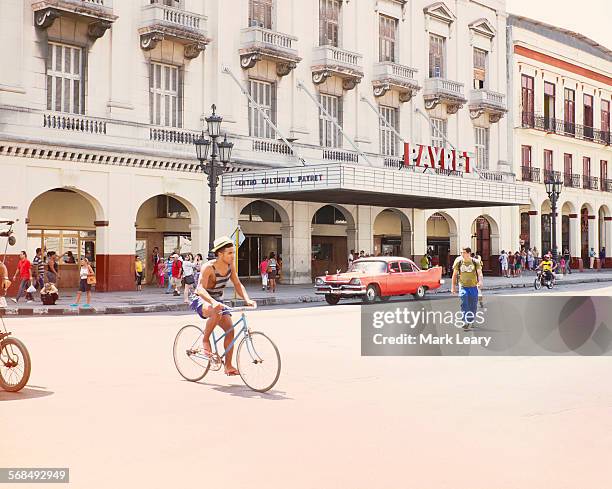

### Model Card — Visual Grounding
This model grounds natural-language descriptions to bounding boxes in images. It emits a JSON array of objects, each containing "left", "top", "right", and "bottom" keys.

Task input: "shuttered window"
[
  {"left": 46, "top": 42, "right": 84, "bottom": 114},
  {"left": 149, "top": 62, "right": 182, "bottom": 127},
  {"left": 249, "top": 0, "right": 273, "bottom": 29},
  {"left": 431, "top": 118, "right": 447, "bottom": 148},
  {"left": 428, "top": 34, "right": 444, "bottom": 78},
  {"left": 544, "top": 150, "right": 553, "bottom": 173},
  {"left": 319, "top": 94, "right": 342, "bottom": 148},
  {"left": 248, "top": 79, "right": 277, "bottom": 139},
  {"left": 473, "top": 48, "right": 486, "bottom": 89},
  {"left": 380, "top": 105, "right": 399, "bottom": 156},
  {"left": 319, "top": 0, "right": 340, "bottom": 47},
  {"left": 602, "top": 100, "right": 610, "bottom": 133},
  {"left": 474, "top": 127, "right": 489, "bottom": 169},
  {"left": 522, "top": 146, "right": 532, "bottom": 168},
  {"left": 379, "top": 15, "right": 397, "bottom": 62}
]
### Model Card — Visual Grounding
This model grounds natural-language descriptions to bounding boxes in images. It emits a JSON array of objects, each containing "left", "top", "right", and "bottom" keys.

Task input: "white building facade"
[
  {"left": 508, "top": 15, "right": 612, "bottom": 270},
  {"left": 0, "top": 0, "right": 531, "bottom": 291}
]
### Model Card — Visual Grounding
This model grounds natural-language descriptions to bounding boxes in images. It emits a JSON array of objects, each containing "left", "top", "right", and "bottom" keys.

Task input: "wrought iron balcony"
[
  {"left": 521, "top": 165, "right": 540, "bottom": 183},
  {"left": 423, "top": 78, "right": 467, "bottom": 114},
  {"left": 32, "top": 0, "right": 117, "bottom": 39},
  {"left": 468, "top": 89, "right": 506, "bottom": 123},
  {"left": 583, "top": 175, "right": 599, "bottom": 190},
  {"left": 372, "top": 61, "right": 420, "bottom": 102},
  {"left": 520, "top": 113, "right": 611, "bottom": 146},
  {"left": 239, "top": 27, "right": 301, "bottom": 77},
  {"left": 602, "top": 179, "right": 612, "bottom": 192},
  {"left": 563, "top": 173, "right": 581, "bottom": 188},
  {"left": 311, "top": 45, "right": 364, "bottom": 91},
  {"left": 138, "top": 3, "right": 210, "bottom": 59},
  {"left": 543, "top": 169, "right": 561, "bottom": 182}
]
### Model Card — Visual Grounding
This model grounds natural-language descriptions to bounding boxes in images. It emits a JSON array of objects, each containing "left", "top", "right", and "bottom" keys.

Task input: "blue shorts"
[{"left": 190, "top": 296, "right": 231, "bottom": 319}]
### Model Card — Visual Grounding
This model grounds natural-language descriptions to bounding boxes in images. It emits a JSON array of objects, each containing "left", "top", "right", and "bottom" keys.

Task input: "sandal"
[{"left": 224, "top": 367, "right": 240, "bottom": 376}]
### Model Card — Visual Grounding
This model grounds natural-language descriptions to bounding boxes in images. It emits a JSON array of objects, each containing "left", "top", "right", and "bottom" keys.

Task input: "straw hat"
[{"left": 211, "top": 236, "right": 234, "bottom": 252}]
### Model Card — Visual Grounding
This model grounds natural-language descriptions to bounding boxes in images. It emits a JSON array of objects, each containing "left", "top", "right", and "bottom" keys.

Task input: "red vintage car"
[{"left": 314, "top": 257, "right": 444, "bottom": 305}]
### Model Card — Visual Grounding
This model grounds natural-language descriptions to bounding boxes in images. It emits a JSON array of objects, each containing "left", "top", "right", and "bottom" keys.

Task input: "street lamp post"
[
  {"left": 194, "top": 104, "right": 234, "bottom": 259},
  {"left": 545, "top": 174, "right": 563, "bottom": 261}
]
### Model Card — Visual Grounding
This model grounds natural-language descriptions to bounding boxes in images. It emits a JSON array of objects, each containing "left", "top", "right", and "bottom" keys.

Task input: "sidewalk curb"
[{"left": 0, "top": 276, "right": 609, "bottom": 316}]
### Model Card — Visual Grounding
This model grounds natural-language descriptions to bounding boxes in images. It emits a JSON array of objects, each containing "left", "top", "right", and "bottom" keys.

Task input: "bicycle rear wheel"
[
  {"left": 237, "top": 332, "right": 281, "bottom": 393},
  {"left": 0, "top": 337, "right": 31, "bottom": 392},
  {"left": 173, "top": 325, "right": 210, "bottom": 382}
]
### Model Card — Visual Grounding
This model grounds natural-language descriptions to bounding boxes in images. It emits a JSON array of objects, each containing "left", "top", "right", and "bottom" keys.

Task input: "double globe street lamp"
[
  {"left": 544, "top": 173, "right": 563, "bottom": 261},
  {"left": 194, "top": 104, "right": 234, "bottom": 259}
]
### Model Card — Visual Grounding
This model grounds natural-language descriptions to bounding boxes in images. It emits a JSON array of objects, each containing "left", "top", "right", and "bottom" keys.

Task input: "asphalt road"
[{"left": 1, "top": 283, "right": 611, "bottom": 488}]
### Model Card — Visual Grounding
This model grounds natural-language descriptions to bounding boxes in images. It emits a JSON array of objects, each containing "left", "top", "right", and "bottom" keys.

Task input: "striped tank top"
[{"left": 206, "top": 263, "right": 231, "bottom": 299}]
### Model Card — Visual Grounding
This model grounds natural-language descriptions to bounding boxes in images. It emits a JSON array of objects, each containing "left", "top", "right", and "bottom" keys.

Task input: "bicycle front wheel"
[
  {"left": 0, "top": 337, "right": 31, "bottom": 392},
  {"left": 173, "top": 325, "right": 210, "bottom": 382},
  {"left": 237, "top": 332, "right": 281, "bottom": 393}
]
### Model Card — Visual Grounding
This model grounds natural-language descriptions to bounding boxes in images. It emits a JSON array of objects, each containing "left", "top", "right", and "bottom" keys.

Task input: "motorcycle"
[
  {"left": 534, "top": 269, "right": 555, "bottom": 290},
  {"left": 0, "top": 220, "right": 32, "bottom": 392}
]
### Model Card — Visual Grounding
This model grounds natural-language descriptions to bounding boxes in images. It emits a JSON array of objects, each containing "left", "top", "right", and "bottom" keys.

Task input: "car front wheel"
[
  {"left": 325, "top": 294, "right": 341, "bottom": 305},
  {"left": 412, "top": 285, "right": 426, "bottom": 300},
  {"left": 362, "top": 285, "right": 379, "bottom": 304}
]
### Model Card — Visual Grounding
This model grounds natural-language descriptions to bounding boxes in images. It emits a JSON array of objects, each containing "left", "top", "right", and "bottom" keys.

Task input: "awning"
[{"left": 221, "top": 163, "right": 530, "bottom": 209}]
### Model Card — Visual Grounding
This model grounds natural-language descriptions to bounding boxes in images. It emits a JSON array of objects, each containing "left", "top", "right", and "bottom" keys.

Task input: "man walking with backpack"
[{"left": 451, "top": 247, "right": 484, "bottom": 331}]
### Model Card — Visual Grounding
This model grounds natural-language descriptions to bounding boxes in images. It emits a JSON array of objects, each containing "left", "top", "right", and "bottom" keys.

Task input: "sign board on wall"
[{"left": 402, "top": 143, "right": 475, "bottom": 173}]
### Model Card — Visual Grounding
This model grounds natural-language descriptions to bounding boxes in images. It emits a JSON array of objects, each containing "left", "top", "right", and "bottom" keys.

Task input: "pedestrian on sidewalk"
[
  {"left": 499, "top": 250, "right": 509, "bottom": 277},
  {"left": 348, "top": 249, "right": 355, "bottom": 270},
  {"left": 560, "top": 256, "right": 566, "bottom": 275},
  {"left": 46, "top": 251, "right": 59, "bottom": 284},
  {"left": 135, "top": 256, "right": 144, "bottom": 291},
  {"left": 72, "top": 258, "right": 94, "bottom": 307},
  {"left": 563, "top": 249, "right": 571, "bottom": 274},
  {"left": 589, "top": 248, "right": 596, "bottom": 269},
  {"left": 277, "top": 254, "right": 283, "bottom": 283},
  {"left": 267, "top": 252, "right": 278, "bottom": 293},
  {"left": 152, "top": 247, "right": 162, "bottom": 287},
  {"left": 527, "top": 248, "right": 534, "bottom": 271},
  {"left": 451, "top": 246, "right": 483, "bottom": 332},
  {"left": 157, "top": 256, "right": 166, "bottom": 287},
  {"left": 532, "top": 247, "right": 539, "bottom": 269},
  {"left": 11, "top": 250, "right": 33, "bottom": 304},
  {"left": 259, "top": 256, "right": 269, "bottom": 291},
  {"left": 194, "top": 253, "right": 203, "bottom": 286},
  {"left": 32, "top": 247, "right": 45, "bottom": 292},
  {"left": 600, "top": 247, "right": 606, "bottom": 268},
  {"left": 182, "top": 253, "right": 196, "bottom": 303},
  {"left": 165, "top": 255, "right": 174, "bottom": 294},
  {"left": 508, "top": 251, "right": 514, "bottom": 277},
  {"left": 170, "top": 254, "right": 182, "bottom": 297}
]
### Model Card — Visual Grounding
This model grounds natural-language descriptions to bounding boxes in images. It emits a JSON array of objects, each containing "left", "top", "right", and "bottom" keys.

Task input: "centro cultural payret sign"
[
  {"left": 234, "top": 173, "right": 325, "bottom": 187},
  {"left": 401, "top": 142, "right": 475, "bottom": 172}
]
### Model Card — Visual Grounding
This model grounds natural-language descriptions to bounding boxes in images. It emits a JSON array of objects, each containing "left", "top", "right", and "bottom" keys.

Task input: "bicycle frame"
[{"left": 209, "top": 312, "right": 249, "bottom": 360}]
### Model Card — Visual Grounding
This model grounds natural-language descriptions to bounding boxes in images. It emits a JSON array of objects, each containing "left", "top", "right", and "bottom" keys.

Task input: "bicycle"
[
  {"left": 173, "top": 304, "right": 281, "bottom": 393},
  {"left": 0, "top": 219, "right": 32, "bottom": 392}
]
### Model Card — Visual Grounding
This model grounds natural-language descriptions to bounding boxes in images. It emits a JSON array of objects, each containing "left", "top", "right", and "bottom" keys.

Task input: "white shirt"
[{"left": 182, "top": 260, "right": 194, "bottom": 277}]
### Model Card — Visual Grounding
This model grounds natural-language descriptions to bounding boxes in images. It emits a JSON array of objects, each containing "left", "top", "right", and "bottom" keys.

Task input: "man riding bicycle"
[
  {"left": 536, "top": 253, "right": 556, "bottom": 283},
  {"left": 191, "top": 236, "right": 255, "bottom": 376}
]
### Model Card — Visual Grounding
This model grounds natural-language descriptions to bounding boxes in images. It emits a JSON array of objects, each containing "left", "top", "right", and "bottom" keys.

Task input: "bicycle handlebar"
[{"left": 225, "top": 304, "right": 258, "bottom": 313}]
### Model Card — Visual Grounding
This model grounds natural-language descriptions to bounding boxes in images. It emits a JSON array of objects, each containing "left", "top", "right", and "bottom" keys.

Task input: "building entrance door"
[
  {"left": 311, "top": 236, "right": 348, "bottom": 281},
  {"left": 238, "top": 235, "right": 281, "bottom": 278}
]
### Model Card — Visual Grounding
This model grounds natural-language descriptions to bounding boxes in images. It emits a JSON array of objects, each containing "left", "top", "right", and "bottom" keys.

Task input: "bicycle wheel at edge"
[
  {"left": 237, "top": 332, "right": 281, "bottom": 393},
  {"left": 173, "top": 325, "right": 210, "bottom": 382},
  {"left": 0, "top": 337, "right": 31, "bottom": 392}
]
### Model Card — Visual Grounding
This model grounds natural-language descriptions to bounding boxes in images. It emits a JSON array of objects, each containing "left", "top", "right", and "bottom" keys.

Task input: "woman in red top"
[{"left": 11, "top": 250, "right": 32, "bottom": 303}]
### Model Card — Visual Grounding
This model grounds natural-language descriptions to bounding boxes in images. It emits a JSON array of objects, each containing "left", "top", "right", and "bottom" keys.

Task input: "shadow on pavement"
[
  {"left": 183, "top": 380, "right": 292, "bottom": 401},
  {"left": 0, "top": 385, "right": 54, "bottom": 402}
]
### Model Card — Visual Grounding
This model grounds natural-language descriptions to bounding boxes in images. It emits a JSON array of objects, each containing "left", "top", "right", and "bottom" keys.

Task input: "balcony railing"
[
  {"left": 470, "top": 89, "right": 505, "bottom": 108},
  {"left": 373, "top": 61, "right": 417, "bottom": 81},
  {"left": 424, "top": 78, "right": 465, "bottom": 99},
  {"left": 252, "top": 139, "right": 294, "bottom": 156},
  {"left": 312, "top": 45, "right": 363, "bottom": 69},
  {"left": 521, "top": 165, "right": 540, "bottom": 183},
  {"left": 239, "top": 27, "right": 300, "bottom": 73},
  {"left": 602, "top": 179, "right": 612, "bottom": 192},
  {"left": 563, "top": 173, "right": 581, "bottom": 188},
  {"left": 583, "top": 175, "right": 599, "bottom": 190},
  {"left": 83, "top": 0, "right": 111, "bottom": 5},
  {"left": 43, "top": 112, "right": 107, "bottom": 135},
  {"left": 241, "top": 27, "right": 296, "bottom": 50},
  {"left": 521, "top": 113, "right": 611, "bottom": 146},
  {"left": 543, "top": 169, "right": 561, "bottom": 182},
  {"left": 322, "top": 148, "right": 359, "bottom": 163},
  {"left": 142, "top": 3, "right": 205, "bottom": 31}
]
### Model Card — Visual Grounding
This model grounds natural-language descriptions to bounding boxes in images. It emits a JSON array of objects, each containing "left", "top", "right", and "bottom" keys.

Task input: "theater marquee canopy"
[{"left": 221, "top": 163, "right": 530, "bottom": 209}]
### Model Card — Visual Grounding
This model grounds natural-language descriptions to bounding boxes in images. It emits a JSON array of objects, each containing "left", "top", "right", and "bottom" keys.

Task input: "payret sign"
[{"left": 403, "top": 142, "right": 475, "bottom": 173}]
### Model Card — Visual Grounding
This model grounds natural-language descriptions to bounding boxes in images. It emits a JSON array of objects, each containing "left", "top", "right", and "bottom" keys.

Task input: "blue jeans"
[
  {"left": 165, "top": 273, "right": 173, "bottom": 293},
  {"left": 459, "top": 286, "right": 479, "bottom": 325}
]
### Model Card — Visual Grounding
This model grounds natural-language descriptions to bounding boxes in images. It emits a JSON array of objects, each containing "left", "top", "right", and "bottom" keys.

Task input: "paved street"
[{"left": 2, "top": 285, "right": 611, "bottom": 489}]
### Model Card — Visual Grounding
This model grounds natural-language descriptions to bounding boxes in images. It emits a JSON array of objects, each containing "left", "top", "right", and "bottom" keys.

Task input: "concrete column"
[
  {"left": 355, "top": 206, "right": 373, "bottom": 255},
  {"left": 401, "top": 229, "right": 412, "bottom": 257},
  {"left": 568, "top": 213, "right": 582, "bottom": 269},
  {"left": 529, "top": 211, "right": 541, "bottom": 252},
  {"left": 588, "top": 214, "right": 598, "bottom": 268},
  {"left": 412, "top": 210, "right": 427, "bottom": 262},
  {"left": 283, "top": 202, "right": 311, "bottom": 284},
  {"left": 604, "top": 217, "right": 612, "bottom": 267},
  {"left": 553, "top": 210, "right": 563, "bottom": 256}
]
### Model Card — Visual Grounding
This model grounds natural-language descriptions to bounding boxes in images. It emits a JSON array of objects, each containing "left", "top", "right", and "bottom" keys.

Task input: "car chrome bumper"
[{"left": 314, "top": 285, "right": 367, "bottom": 296}]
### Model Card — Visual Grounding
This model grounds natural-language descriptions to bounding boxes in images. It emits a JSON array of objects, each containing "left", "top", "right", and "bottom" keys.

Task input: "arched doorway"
[
  {"left": 471, "top": 215, "right": 499, "bottom": 273},
  {"left": 581, "top": 206, "right": 589, "bottom": 262},
  {"left": 311, "top": 205, "right": 353, "bottom": 279},
  {"left": 427, "top": 212, "right": 457, "bottom": 274},
  {"left": 372, "top": 209, "right": 411, "bottom": 257},
  {"left": 541, "top": 200, "right": 552, "bottom": 254},
  {"left": 238, "top": 200, "right": 286, "bottom": 278},
  {"left": 27, "top": 188, "right": 99, "bottom": 289},
  {"left": 135, "top": 195, "right": 197, "bottom": 284}
]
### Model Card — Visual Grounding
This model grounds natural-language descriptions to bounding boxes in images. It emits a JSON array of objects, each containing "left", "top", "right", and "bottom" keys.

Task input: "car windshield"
[{"left": 349, "top": 260, "right": 387, "bottom": 274}]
